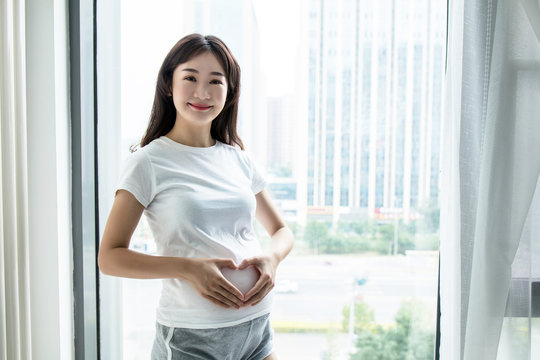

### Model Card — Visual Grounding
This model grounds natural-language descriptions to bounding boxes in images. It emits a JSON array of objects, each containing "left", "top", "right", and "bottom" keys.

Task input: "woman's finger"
[
  {"left": 243, "top": 278, "right": 265, "bottom": 301},
  {"left": 217, "top": 284, "right": 244, "bottom": 307},
  {"left": 218, "top": 258, "right": 239, "bottom": 269},
  {"left": 205, "top": 293, "right": 232, "bottom": 309},
  {"left": 244, "top": 282, "right": 273, "bottom": 306},
  {"left": 212, "top": 290, "right": 240, "bottom": 309},
  {"left": 244, "top": 273, "right": 273, "bottom": 302},
  {"left": 238, "top": 258, "right": 257, "bottom": 269}
]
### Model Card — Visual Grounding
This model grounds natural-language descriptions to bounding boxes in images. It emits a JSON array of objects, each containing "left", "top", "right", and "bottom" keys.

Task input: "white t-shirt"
[{"left": 117, "top": 136, "right": 273, "bottom": 329}]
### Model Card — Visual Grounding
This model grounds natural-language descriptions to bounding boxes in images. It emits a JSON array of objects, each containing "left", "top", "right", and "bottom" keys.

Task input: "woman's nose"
[{"left": 194, "top": 84, "right": 210, "bottom": 99}]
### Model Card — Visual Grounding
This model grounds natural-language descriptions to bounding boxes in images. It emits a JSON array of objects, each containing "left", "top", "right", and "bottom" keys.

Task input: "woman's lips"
[{"left": 189, "top": 103, "right": 213, "bottom": 111}]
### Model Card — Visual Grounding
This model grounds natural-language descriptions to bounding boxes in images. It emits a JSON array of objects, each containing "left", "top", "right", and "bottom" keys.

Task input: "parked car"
[{"left": 274, "top": 279, "right": 299, "bottom": 293}]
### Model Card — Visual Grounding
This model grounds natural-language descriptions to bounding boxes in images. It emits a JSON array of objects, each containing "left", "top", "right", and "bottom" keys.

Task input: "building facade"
[{"left": 305, "top": 0, "right": 446, "bottom": 223}]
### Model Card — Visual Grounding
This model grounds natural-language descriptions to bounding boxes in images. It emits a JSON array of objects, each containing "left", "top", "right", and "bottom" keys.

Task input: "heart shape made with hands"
[{"left": 220, "top": 265, "right": 260, "bottom": 295}]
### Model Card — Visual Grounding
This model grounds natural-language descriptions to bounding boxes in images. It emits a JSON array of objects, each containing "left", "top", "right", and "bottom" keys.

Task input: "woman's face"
[{"left": 170, "top": 52, "right": 228, "bottom": 127}]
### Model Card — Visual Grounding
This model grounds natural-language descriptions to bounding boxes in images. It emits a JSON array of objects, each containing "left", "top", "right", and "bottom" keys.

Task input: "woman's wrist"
[
  {"left": 268, "top": 251, "right": 282, "bottom": 268},
  {"left": 269, "top": 226, "right": 294, "bottom": 265},
  {"left": 172, "top": 256, "right": 197, "bottom": 280}
]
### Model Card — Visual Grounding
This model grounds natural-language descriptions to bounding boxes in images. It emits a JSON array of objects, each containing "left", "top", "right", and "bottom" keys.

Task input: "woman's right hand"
[{"left": 183, "top": 258, "right": 245, "bottom": 309}]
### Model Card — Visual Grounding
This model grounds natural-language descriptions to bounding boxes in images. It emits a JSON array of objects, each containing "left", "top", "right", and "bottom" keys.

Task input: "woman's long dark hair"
[{"left": 138, "top": 34, "right": 244, "bottom": 149}]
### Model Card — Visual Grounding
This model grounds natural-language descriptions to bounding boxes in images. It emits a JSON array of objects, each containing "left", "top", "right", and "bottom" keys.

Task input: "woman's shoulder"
[
  {"left": 217, "top": 140, "right": 243, "bottom": 153},
  {"left": 216, "top": 142, "right": 266, "bottom": 179},
  {"left": 217, "top": 141, "right": 251, "bottom": 162},
  {"left": 120, "top": 146, "right": 152, "bottom": 174},
  {"left": 121, "top": 138, "right": 168, "bottom": 171},
  {"left": 130, "top": 137, "right": 171, "bottom": 159}
]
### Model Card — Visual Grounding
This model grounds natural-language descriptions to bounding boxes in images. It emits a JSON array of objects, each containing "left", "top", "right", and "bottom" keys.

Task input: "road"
[{"left": 273, "top": 253, "right": 438, "bottom": 324}]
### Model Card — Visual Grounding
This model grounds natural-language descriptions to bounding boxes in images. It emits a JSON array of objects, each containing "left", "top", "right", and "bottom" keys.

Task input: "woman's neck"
[{"left": 165, "top": 122, "right": 215, "bottom": 148}]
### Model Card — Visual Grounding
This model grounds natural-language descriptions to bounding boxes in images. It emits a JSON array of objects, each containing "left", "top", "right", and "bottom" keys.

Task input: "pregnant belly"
[{"left": 220, "top": 265, "right": 260, "bottom": 295}]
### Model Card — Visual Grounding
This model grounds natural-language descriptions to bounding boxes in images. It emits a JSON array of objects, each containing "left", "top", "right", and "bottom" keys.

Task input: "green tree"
[
  {"left": 320, "top": 234, "right": 345, "bottom": 254},
  {"left": 345, "top": 299, "right": 435, "bottom": 360},
  {"left": 342, "top": 302, "right": 376, "bottom": 332},
  {"left": 397, "top": 231, "right": 416, "bottom": 255},
  {"left": 351, "top": 327, "right": 386, "bottom": 360},
  {"left": 304, "top": 221, "right": 329, "bottom": 252},
  {"left": 414, "top": 233, "right": 439, "bottom": 251},
  {"left": 338, "top": 220, "right": 373, "bottom": 236},
  {"left": 418, "top": 202, "right": 440, "bottom": 233},
  {"left": 376, "top": 224, "right": 395, "bottom": 254},
  {"left": 393, "top": 299, "right": 435, "bottom": 360},
  {"left": 287, "top": 221, "right": 298, "bottom": 237},
  {"left": 371, "top": 223, "right": 415, "bottom": 255}
]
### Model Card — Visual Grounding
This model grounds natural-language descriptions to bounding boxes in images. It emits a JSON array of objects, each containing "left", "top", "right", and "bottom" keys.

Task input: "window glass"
[{"left": 98, "top": 0, "right": 447, "bottom": 358}]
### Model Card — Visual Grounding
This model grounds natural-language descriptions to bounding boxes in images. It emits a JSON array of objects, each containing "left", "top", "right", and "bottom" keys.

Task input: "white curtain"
[
  {"left": 441, "top": 0, "right": 540, "bottom": 359},
  {"left": 1, "top": 0, "right": 72, "bottom": 359},
  {"left": 0, "top": 0, "right": 32, "bottom": 359}
]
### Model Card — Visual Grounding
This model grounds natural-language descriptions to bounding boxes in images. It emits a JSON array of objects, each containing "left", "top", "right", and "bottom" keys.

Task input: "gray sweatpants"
[{"left": 151, "top": 313, "right": 274, "bottom": 360}]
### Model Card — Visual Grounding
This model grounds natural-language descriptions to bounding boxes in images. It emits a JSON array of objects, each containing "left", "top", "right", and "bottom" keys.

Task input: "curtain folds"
[
  {"left": 442, "top": 0, "right": 540, "bottom": 358},
  {"left": 0, "top": 0, "right": 32, "bottom": 360}
]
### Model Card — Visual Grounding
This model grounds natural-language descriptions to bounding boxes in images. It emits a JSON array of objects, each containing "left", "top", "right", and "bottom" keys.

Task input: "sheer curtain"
[
  {"left": 1, "top": 0, "right": 31, "bottom": 358},
  {"left": 441, "top": 0, "right": 540, "bottom": 359}
]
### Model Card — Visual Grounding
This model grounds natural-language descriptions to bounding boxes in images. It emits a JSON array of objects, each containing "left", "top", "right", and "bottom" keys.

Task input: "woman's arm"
[
  {"left": 98, "top": 189, "right": 245, "bottom": 308},
  {"left": 239, "top": 189, "right": 295, "bottom": 306}
]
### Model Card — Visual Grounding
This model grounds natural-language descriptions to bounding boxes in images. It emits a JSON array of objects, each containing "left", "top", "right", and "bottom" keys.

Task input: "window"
[{"left": 97, "top": 0, "right": 447, "bottom": 358}]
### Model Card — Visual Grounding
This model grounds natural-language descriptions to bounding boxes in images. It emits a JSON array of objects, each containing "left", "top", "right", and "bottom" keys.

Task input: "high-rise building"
[
  {"left": 267, "top": 97, "right": 297, "bottom": 170},
  {"left": 173, "top": 0, "right": 446, "bottom": 225},
  {"left": 305, "top": 0, "right": 446, "bottom": 222},
  {"left": 185, "top": 0, "right": 266, "bottom": 158}
]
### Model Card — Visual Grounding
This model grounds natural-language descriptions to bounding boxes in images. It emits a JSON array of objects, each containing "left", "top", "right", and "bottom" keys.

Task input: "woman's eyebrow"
[{"left": 181, "top": 68, "right": 225, "bottom": 77}]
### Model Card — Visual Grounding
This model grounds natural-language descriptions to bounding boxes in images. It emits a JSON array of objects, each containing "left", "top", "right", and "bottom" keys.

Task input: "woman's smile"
[{"left": 188, "top": 102, "right": 213, "bottom": 111}]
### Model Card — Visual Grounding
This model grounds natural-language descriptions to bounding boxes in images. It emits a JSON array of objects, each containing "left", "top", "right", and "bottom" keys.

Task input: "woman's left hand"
[{"left": 238, "top": 254, "right": 279, "bottom": 307}]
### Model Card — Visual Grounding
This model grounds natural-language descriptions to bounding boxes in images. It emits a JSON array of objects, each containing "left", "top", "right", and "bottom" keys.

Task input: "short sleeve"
[
  {"left": 247, "top": 154, "right": 267, "bottom": 194},
  {"left": 116, "top": 150, "right": 156, "bottom": 207}
]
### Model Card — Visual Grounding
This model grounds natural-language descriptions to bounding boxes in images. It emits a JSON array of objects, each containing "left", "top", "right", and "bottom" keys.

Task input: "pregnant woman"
[{"left": 98, "top": 33, "right": 294, "bottom": 360}]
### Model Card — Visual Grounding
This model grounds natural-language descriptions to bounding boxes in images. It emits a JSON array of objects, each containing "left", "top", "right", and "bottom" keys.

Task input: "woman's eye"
[
  {"left": 184, "top": 76, "right": 196, "bottom": 82},
  {"left": 210, "top": 79, "right": 223, "bottom": 85}
]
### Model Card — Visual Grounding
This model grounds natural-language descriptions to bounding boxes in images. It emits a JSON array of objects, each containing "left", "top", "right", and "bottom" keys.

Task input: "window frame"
[
  {"left": 75, "top": 1, "right": 451, "bottom": 358},
  {"left": 70, "top": 0, "right": 100, "bottom": 358}
]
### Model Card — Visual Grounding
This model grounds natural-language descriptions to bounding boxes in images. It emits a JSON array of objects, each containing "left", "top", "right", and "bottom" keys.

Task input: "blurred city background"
[{"left": 99, "top": 0, "right": 447, "bottom": 358}]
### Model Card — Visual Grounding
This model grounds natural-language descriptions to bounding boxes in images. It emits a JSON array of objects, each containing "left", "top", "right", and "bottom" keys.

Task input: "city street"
[{"left": 273, "top": 253, "right": 438, "bottom": 324}]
